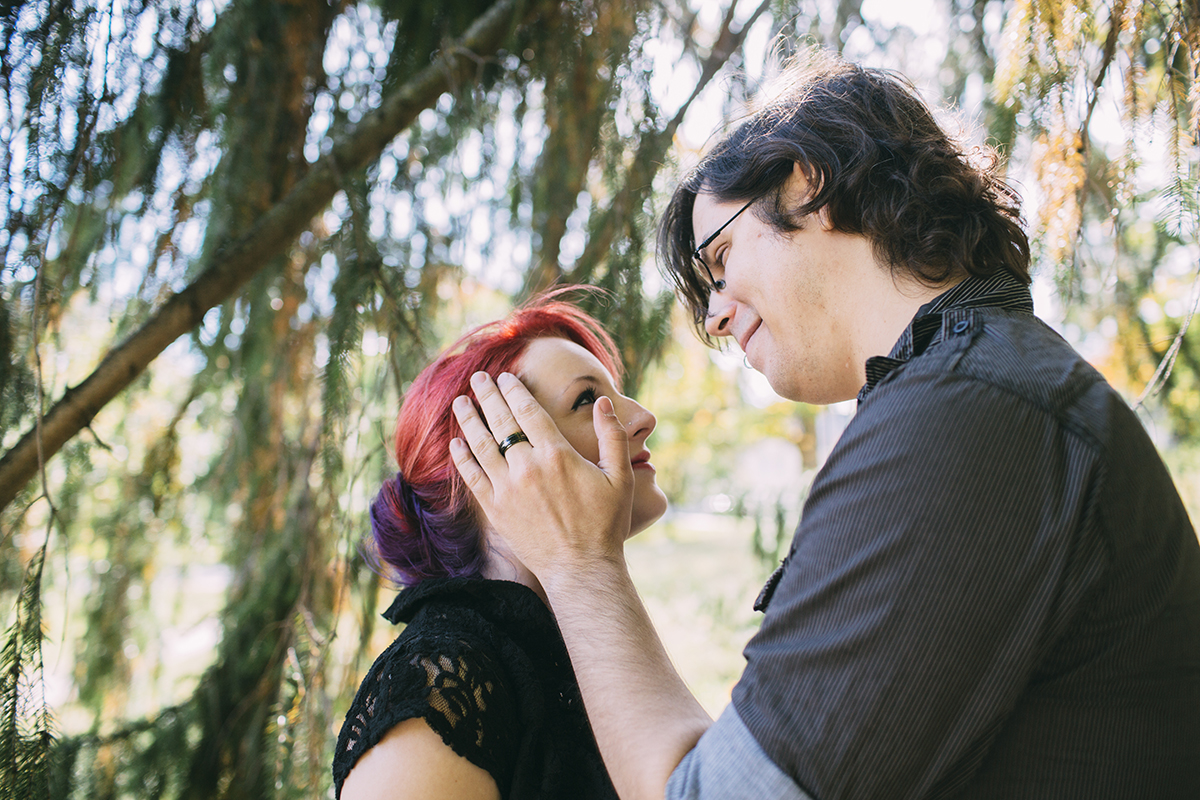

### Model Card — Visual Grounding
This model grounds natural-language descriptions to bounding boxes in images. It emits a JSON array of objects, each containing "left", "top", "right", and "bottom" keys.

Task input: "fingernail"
[
  {"left": 498, "top": 372, "right": 515, "bottom": 386},
  {"left": 598, "top": 396, "right": 618, "bottom": 417},
  {"left": 450, "top": 438, "right": 467, "bottom": 453},
  {"left": 453, "top": 395, "right": 470, "bottom": 412},
  {"left": 471, "top": 372, "right": 489, "bottom": 387}
]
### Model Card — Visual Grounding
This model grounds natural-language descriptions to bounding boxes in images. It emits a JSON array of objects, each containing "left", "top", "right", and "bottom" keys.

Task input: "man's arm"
[
  {"left": 669, "top": 706, "right": 814, "bottom": 800},
  {"left": 450, "top": 371, "right": 712, "bottom": 800},
  {"left": 543, "top": 554, "right": 713, "bottom": 799}
]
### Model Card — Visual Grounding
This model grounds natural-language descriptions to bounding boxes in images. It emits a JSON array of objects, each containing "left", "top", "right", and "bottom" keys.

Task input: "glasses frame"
[{"left": 692, "top": 196, "right": 757, "bottom": 293}]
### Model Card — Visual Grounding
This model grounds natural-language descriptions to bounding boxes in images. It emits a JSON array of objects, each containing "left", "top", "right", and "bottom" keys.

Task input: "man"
[{"left": 450, "top": 52, "right": 1200, "bottom": 799}]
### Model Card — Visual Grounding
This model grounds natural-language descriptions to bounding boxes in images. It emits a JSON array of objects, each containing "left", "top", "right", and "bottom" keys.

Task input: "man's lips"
[{"left": 738, "top": 319, "right": 762, "bottom": 356}]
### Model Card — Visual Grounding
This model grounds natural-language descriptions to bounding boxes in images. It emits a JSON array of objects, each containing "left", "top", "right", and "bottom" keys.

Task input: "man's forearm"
[
  {"left": 544, "top": 555, "right": 713, "bottom": 800},
  {"left": 449, "top": 379, "right": 712, "bottom": 796}
]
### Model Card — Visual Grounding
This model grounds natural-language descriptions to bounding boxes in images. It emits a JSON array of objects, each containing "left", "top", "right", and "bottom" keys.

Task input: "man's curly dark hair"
[{"left": 659, "top": 51, "right": 1031, "bottom": 338}]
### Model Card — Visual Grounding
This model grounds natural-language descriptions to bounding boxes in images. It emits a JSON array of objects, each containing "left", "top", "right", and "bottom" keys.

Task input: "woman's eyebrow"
[{"left": 559, "top": 375, "right": 601, "bottom": 398}]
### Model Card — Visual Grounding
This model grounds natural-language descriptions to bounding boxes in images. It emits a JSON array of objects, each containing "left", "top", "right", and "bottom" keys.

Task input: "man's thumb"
[{"left": 595, "top": 396, "right": 631, "bottom": 476}]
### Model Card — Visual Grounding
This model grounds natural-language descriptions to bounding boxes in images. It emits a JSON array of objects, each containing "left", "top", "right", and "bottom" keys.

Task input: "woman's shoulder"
[
  {"left": 339, "top": 716, "right": 500, "bottom": 800},
  {"left": 333, "top": 591, "right": 522, "bottom": 797}
]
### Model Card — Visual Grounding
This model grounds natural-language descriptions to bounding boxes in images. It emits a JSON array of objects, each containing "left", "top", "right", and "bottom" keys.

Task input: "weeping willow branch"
[
  {"left": 0, "top": 541, "right": 52, "bottom": 800},
  {"left": 0, "top": 0, "right": 552, "bottom": 513},
  {"left": 566, "top": 0, "right": 774, "bottom": 286},
  {"left": 1135, "top": 260, "right": 1200, "bottom": 407}
]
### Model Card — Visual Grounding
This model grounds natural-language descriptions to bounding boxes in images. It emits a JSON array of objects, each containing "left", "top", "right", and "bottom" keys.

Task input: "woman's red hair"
[{"left": 369, "top": 288, "right": 623, "bottom": 584}]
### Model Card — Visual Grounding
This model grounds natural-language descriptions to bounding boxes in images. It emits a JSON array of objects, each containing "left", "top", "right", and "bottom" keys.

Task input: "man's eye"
[{"left": 572, "top": 387, "right": 598, "bottom": 410}]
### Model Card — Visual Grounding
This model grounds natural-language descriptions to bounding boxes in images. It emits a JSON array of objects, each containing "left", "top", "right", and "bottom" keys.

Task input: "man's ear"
[
  {"left": 788, "top": 161, "right": 822, "bottom": 202},
  {"left": 789, "top": 161, "right": 832, "bottom": 229},
  {"left": 816, "top": 204, "right": 835, "bottom": 231},
  {"left": 789, "top": 161, "right": 810, "bottom": 196}
]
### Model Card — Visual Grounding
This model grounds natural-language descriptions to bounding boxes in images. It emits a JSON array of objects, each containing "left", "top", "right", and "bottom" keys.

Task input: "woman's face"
[{"left": 516, "top": 337, "right": 668, "bottom": 536}]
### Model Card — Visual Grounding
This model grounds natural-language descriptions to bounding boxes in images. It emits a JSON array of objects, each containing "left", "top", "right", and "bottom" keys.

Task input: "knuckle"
[
  {"left": 451, "top": 446, "right": 474, "bottom": 469},
  {"left": 541, "top": 445, "right": 571, "bottom": 472},
  {"left": 512, "top": 396, "right": 542, "bottom": 418},
  {"left": 504, "top": 459, "right": 532, "bottom": 482}
]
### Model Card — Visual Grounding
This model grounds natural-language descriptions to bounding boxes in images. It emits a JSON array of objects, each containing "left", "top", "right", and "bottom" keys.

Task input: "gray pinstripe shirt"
[{"left": 671, "top": 273, "right": 1200, "bottom": 799}]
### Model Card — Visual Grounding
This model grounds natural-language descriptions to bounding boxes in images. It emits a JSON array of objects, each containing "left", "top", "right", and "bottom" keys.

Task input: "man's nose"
[{"left": 704, "top": 295, "right": 734, "bottom": 338}]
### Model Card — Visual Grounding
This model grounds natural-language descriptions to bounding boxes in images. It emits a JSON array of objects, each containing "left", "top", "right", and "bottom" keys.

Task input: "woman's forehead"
[{"left": 517, "top": 337, "right": 615, "bottom": 391}]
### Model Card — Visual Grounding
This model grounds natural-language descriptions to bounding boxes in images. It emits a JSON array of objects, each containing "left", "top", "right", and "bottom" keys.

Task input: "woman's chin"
[{"left": 628, "top": 494, "right": 669, "bottom": 538}]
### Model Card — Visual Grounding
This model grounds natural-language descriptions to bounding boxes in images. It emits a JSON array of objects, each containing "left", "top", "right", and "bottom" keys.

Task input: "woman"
[{"left": 333, "top": 291, "right": 668, "bottom": 799}]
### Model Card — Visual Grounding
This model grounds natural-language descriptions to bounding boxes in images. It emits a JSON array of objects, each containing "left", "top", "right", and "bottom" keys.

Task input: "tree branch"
[
  {"left": 0, "top": 0, "right": 548, "bottom": 513},
  {"left": 568, "top": 0, "right": 773, "bottom": 280}
]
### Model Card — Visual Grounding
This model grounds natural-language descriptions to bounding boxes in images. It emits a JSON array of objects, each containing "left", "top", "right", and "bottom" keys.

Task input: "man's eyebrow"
[
  {"left": 693, "top": 227, "right": 718, "bottom": 263},
  {"left": 694, "top": 196, "right": 756, "bottom": 262}
]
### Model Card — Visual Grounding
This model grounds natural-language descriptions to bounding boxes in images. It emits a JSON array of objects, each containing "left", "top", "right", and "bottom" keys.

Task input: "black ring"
[{"left": 497, "top": 431, "right": 530, "bottom": 458}]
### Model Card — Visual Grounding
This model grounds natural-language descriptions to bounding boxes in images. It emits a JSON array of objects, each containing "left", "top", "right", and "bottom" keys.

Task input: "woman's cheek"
[{"left": 562, "top": 422, "right": 600, "bottom": 465}]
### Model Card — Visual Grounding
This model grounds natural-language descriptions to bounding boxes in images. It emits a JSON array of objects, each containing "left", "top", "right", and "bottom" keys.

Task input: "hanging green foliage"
[
  {"left": 0, "top": 1, "right": 776, "bottom": 796},
  {"left": 0, "top": 542, "right": 52, "bottom": 800},
  {"left": 6, "top": 1, "right": 1200, "bottom": 798},
  {"left": 992, "top": 0, "right": 1200, "bottom": 433}
]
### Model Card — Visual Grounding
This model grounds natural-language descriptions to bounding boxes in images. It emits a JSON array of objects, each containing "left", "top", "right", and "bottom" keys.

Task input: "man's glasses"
[{"left": 692, "top": 196, "right": 757, "bottom": 293}]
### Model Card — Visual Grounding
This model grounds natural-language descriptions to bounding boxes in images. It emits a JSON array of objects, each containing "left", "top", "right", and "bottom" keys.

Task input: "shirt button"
[{"left": 953, "top": 320, "right": 969, "bottom": 334}]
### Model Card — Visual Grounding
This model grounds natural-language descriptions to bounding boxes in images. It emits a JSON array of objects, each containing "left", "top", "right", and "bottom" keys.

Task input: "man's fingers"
[
  {"left": 594, "top": 396, "right": 633, "bottom": 484},
  {"left": 470, "top": 372, "right": 524, "bottom": 445},
  {"left": 449, "top": 437, "right": 493, "bottom": 502},
  {"left": 494, "top": 372, "right": 566, "bottom": 445},
  {"left": 452, "top": 394, "right": 507, "bottom": 471}
]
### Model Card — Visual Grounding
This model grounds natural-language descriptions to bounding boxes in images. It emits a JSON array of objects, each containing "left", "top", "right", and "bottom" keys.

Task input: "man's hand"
[
  {"left": 451, "top": 370, "right": 712, "bottom": 800},
  {"left": 449, "top": 370, "right": 634, "bottom": 576}
]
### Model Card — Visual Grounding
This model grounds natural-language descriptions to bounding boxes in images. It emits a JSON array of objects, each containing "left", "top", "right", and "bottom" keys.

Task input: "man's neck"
[{"left": 850, "top": 268, "right": 964, "bottom": 376}]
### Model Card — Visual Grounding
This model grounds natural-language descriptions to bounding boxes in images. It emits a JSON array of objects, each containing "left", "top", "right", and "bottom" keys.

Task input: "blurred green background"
[{"left": 5, "top": 0, "right": 1200, "bottom": 797}]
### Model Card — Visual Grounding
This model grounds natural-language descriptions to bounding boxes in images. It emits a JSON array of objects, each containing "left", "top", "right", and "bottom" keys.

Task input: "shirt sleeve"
[
  {"left": 666, "top": 705, "right": 815, "bottom": 800},
  {"left": 333, "top": 635, "right": 520, "bottom": 798},
  {"left": 732, "top": 367, "right": 1108, "bottom": 800}
]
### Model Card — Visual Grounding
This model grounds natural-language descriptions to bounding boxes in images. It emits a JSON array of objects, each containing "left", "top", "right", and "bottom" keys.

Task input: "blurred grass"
[{"left": 625, "top": 511, "right": 778, "bottom": 718}]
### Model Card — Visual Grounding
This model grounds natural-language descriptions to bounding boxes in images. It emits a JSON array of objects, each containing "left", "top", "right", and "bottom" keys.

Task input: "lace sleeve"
[{"left": 333, "top": 636, "right": 520, "bottom": 798}]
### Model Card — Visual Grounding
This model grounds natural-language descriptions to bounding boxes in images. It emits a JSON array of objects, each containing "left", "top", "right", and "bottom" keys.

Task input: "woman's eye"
[{"left": 572, "top": 387, "right": 598, "bottom": 410}]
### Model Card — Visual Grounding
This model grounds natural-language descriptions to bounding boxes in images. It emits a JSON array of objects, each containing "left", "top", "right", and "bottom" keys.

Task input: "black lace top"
[{"left": 332, "top": 578, "right": 618, "bottom": 799}]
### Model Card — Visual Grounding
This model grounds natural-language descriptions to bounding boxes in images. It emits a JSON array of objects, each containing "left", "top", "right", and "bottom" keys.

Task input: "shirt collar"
[{"left": 858, "top": 272, "right": 1034, "bottom": 402}]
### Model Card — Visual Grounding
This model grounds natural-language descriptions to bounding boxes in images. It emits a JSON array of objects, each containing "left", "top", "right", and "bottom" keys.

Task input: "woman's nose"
[{"left": 621, "top": 399, "right": 656, "bottom": 440}]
